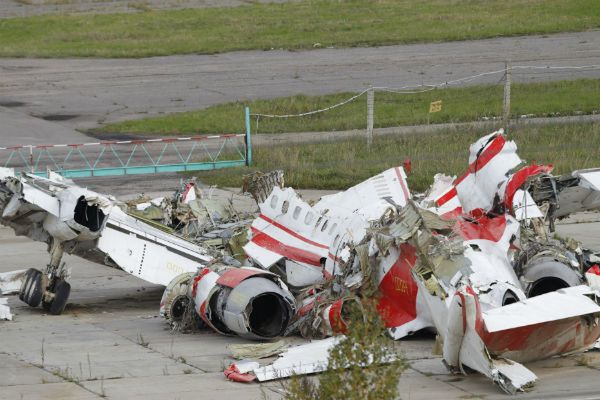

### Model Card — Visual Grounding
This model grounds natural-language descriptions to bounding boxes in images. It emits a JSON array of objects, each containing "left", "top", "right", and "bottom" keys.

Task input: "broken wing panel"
[
  {"left": 0, "top": 298, "right": 12, "bottom": 321},
  {"left": 483, "top": 286, "right": 600, "bottom": 332},
  {"left": 253, "top": 337, "right": 342, "bottom": 381},
  {"left": 97, "top": 208, "right": 211, "bottom": 286},
  {"left": 0, "top": 269, "right": 26, "bottom": 295}
]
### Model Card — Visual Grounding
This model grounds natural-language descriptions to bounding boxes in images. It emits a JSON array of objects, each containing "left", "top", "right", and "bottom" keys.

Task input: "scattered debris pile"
[
  {"left": 126, "top": 178, "right": 255, "bottom": 260},
  {"left": 194, "top": 130, "right": 600, "bottom": 393}
]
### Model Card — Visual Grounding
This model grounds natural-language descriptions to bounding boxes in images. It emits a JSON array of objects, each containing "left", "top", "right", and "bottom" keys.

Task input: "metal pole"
[
  {"left": 28, "top": 145, "right": 34, "bottom": 173},
  {"left": 245, "top": 107, "right": 252, "bottom": 166},
  {"left": 366, "top": 87, "right": 374, "bottom": 149},
  {"left": 503, "top": 61, "right": 512, "bottom": 133}
]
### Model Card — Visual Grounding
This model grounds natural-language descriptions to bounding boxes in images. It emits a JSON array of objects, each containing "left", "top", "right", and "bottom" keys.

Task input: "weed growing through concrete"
[
  {"left": 87, "top": 353, "right": 92, "bottom": 379},
  {"left": 100, "top": 376, "right": 106, "bottom": 398},
  {"left": 40, "top": 338, "right": 45, "bottom": 368},
  {"left": 284, "top": 299, "right": 406, "bottom": 400},
  {"left": 137, "top": 333, "right": 149, "bottom": 348}
]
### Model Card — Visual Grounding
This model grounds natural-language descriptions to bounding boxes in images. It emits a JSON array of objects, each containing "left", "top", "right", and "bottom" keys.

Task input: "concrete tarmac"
[{"left": 2, "top": 192, "right": 600, "bottom": 399}]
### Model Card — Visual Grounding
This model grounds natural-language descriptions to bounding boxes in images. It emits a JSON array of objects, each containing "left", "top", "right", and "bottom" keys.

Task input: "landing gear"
[{"left": 19, "top": 240, "right": 71, "bottom": 315}]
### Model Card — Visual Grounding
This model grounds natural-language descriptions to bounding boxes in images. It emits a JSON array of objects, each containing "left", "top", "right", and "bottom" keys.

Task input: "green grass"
[
  {"left": 96, "top": 78, "right": 600, "bottom": 135},
  {"left": 1, "top": 0, "right": 599, "bottom": 58},
  {"left": 190, "top": 122, "right": 600, "bottom": 192}
]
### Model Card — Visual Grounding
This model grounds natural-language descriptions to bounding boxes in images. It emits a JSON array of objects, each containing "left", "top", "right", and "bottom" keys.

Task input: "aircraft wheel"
[
  {"left": 48, "top": 280, "right": 71, "bottom": 315},
  {"left": 19, "top": 268, "right": 43, "bottom": 307}
]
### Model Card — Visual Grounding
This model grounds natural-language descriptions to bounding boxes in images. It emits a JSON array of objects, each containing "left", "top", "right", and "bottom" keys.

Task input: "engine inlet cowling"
[{"left": 193, "top": 267, "right": 296, "bottom": 340}]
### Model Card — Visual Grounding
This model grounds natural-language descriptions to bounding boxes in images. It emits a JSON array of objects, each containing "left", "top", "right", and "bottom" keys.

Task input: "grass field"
[
  {"left": 0, "top": 0, "right": 599, "bottom": 58},
  {"left": 190, "top": 122, "right": 600, "bottom": 192},
  {"left": 96, "top": 78, "right": 600, "bottom": 135}
]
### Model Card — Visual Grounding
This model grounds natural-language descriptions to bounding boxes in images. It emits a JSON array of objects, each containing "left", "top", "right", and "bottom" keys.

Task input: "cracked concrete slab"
[{"left": 2, "top": 210, "right": 600, "bottom": 399}]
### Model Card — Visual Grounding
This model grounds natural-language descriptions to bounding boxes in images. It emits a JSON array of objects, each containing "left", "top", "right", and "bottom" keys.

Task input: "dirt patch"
[
  {"left": 38, "top": 114, "right": 79, "bottom": 121},
  {"left": 0, "top": 101, "right": 26, "bottom": 107}
]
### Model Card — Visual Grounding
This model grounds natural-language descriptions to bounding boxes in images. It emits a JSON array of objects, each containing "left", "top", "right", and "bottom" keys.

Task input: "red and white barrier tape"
[{"left": 0, "top": 134, "right": 245, "bottom": 151}]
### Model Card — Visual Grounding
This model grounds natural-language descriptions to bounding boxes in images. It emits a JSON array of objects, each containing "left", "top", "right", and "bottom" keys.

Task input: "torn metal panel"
[
  {"left": 0, "top": 269, "right": 26, "bottom": 295},
  {"left": 228, "top": 340, "right": 289, "bottom": 360},
  {"left": 512, "top": 189, "right": 544, "bottom": 222},
  {"left": 432, "top": 130, "right": 521, "bottom": 217},
  {"left": 482, "top": 286, "right": 600, "bottom": 362},
  {"left": 0, "top": 297, "right": 13, "bottom": 321},
  {"left": 439, "top": 286, "right": 537, "bottom": 394},
  {"left": 586, "top": 264, "right": 600, "bottom": 288},
  {"left": 291, "top": 296, "right": 360, "bottom": 338},
  {"left": 431, "top": 130, "right": 552, "bottom": 221},
  {"left": 243, "top": 170, "right": 284, "bottom": 205},
  {"left": 224, "top": 360, "right": 260, "bottom": 383},
  {"left": 534, "top": 168, "right": 600, "bottom": 218},
  {"left": 375, "top": 241, "right": 434, "bottom": 339},
  {"left": 253, "top": 337, "right": 342, "bottom": 381},
  {"left": 314, "top": 166, "right": 410, "bottom": 220},
  {"left": 96, "top": 206, "right": 211, "bottom": 286}
]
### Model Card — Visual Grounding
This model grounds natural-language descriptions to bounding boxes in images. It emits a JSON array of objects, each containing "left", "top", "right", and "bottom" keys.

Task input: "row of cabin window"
[{"left": 270, "top": 195, "right": 338, "bottom": 235}]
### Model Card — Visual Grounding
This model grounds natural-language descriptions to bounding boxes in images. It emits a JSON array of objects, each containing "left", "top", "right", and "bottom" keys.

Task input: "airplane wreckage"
[{"left": 2, "top": 130, "right": 600, "bottom": 393}]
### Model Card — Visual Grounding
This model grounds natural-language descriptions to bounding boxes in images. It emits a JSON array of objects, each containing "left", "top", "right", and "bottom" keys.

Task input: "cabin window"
[
  {"left": 333, "top": 235, "right": 340, "bottom": 248},
  {"left": 304, "top": 212, "right": 314, "bottom": 225},
  {"left": 293, "top": 206, "right": 302, "bottom": 220},
  {"left": 329, "top": 223, "right": 337, "bottom": 234}
]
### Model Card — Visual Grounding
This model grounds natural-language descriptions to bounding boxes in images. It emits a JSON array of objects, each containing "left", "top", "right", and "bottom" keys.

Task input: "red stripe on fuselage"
[
  {"left": 394, "top": 167, "right": 410, "bottom": 201},
  {"left": 258, "top": 214, "right": 328, "bottom": 249},
  {"left": 250, "top": 227, "right": 322, "bottom": 267},
  {"left": 437, "top": 134, "right": 507, "bottom": 206}
]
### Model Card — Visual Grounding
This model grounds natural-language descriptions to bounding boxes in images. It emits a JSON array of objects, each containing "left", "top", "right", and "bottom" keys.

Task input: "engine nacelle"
[
  {"left": 520, "top": 255, "right": 583, "bottom": 297},
  {"left": 191, "top": 266, "right": 296, "bottom": 340}
]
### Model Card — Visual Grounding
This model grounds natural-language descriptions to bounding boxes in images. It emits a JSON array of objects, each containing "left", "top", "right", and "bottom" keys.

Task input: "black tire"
[
  {"left": 19, "top": 268, "right": 43, "bottom": 307},
  {"left": 42, "top": 298, "right": 52, "bottom": 312},
  {"left": 48, "top": 280, "right": 70, "bottom": 315},
  {"left": 18, "top": 268, "right": 34, "bottom": 303}
]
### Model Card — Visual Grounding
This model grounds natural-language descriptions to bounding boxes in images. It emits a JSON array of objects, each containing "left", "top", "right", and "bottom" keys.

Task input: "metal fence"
[{"left": 1, "top": 108, "right": 253, "bottom": 178}]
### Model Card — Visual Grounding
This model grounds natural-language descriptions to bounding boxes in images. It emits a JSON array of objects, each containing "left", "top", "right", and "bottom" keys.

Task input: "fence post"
[
  {"left": 245, "top": 107, "right": 252, "bottom": 166},
  {"left": 28, "top": 145, "right": 34, "bottom": 173},
  {"left": 503, "top": 61, "right": 512, "bottom": 133},
  {"left": 366, "top": 87, "right": 374, "bottom": 149}
]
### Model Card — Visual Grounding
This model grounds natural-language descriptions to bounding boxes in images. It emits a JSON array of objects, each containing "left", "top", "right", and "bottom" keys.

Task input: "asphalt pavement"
[{"left": 0, "top": 31, "right": 599, "bottom": 130}]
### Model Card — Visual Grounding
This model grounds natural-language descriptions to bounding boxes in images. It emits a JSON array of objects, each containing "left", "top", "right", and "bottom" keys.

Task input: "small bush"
[{"left": 285, "top": 299, "right": 406, "bottom": 400}]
